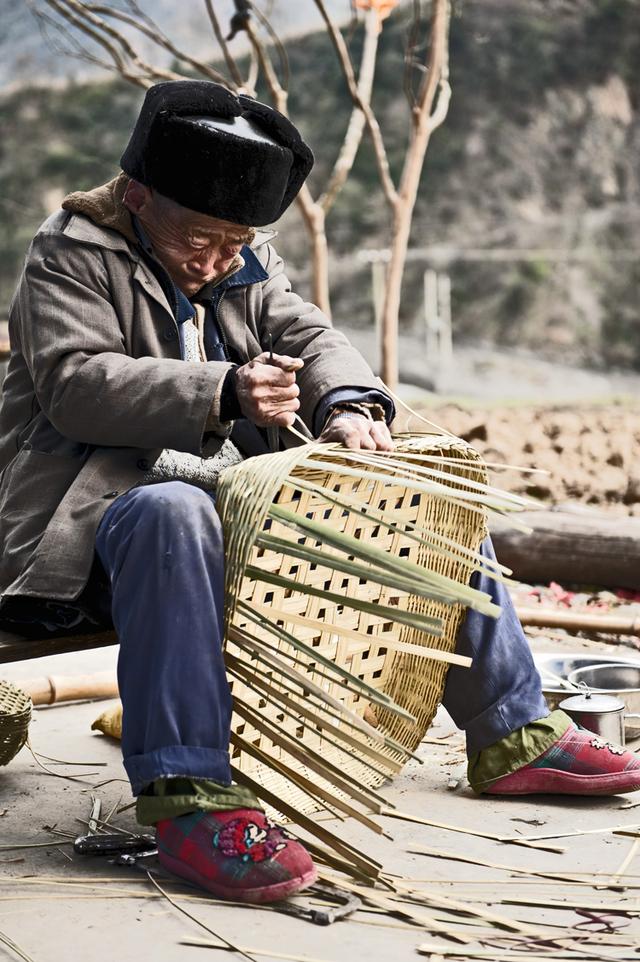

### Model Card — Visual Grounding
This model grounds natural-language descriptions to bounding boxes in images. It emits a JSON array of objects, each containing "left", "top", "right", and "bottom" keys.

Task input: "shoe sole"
[
  {"left": 486, "top": 768, "right": 640, "bottom": 796},
  {"left": 158, "top": 849, "right": 318, "bottom": 904}
]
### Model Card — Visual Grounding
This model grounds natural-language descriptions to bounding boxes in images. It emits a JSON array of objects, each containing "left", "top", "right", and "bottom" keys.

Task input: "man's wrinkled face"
[{"left": 124, "top": 180, "right": 254, "bottom": 296}]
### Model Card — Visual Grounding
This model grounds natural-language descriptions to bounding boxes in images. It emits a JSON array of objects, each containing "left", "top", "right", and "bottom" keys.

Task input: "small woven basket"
[{"left": 0, "top": 680, "right": 32, "bottom": 766}]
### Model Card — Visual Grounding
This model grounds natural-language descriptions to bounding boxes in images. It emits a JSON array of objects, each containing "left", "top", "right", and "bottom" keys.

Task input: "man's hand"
[
  {"left": 319, "top": 413, "right": 394, "bottom": 451},
  {"left": 235, "top": 352, "right": 303, "bottom": 428}
]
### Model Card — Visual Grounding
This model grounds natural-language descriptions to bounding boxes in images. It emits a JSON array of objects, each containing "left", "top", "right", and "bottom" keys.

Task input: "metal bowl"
[
  {"left": 568, "top": 664, "right": 640, "bottom": 714},
  {"left": 534, "top": 653, "right": 640, "bottom": 713}
]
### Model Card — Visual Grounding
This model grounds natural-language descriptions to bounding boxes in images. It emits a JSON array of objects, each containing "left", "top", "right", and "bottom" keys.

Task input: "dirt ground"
[
  {"left": 2, "top": 634, "right": 640, "bottom": 962},
  {"left": 409, "top": 400, "right": 640, "bottom": 515}
]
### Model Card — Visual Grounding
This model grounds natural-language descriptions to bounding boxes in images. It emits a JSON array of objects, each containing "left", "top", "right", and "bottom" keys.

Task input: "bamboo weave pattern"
[{"left": 216, "top": 435, "right": 494, "bottom": 872}]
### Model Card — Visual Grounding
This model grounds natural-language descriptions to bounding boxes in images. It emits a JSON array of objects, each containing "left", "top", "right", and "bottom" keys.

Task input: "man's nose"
[{"left": 188, "top": 248, "right": 218, "bottom": 274}]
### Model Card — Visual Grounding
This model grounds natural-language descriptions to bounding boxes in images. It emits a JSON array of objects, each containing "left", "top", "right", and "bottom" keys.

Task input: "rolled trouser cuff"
[
  {"left": 124, "top": 745, "right": 232, "bottom": 796},
  {"left": 462, "top": 686, "right": 550, "bottom": 757}
]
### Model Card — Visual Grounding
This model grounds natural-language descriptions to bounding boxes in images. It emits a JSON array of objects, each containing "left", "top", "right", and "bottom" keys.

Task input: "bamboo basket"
[
  {"left": 0, "top": 680, "right": 32, "bottom": 766},
  {"left": 216, "top": 433, "right": 509, "bottom": 875}
]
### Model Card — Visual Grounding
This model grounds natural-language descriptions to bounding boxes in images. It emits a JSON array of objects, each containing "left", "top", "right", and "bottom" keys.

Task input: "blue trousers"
[{"left": 95, "top": 482, "right": 548, "bottom": 795}]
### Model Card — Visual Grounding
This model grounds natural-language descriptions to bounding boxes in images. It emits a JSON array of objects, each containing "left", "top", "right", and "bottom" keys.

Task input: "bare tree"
[
  {"left": 29, "top": 0, "right": 392, "bottom": 317},
  {"left": 323, "top": 0, "right": 452, "bottom": 388}
]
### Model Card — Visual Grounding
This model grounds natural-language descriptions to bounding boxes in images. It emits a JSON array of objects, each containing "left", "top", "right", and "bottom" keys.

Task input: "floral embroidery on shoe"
[
  {"left": 213, "top": 817, "right": 287, "bottom": 863},
  {"left": 590, "top": 736, "right": 625, "bottom": 755}
]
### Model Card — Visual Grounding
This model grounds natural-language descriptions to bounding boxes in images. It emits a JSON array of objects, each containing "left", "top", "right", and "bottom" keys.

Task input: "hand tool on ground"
[
  {"left": 274, "top": 883, "right": 361, "bottom": 925},
  {"left": 74, "top": 832, "right": 157, "bottom": 859}
]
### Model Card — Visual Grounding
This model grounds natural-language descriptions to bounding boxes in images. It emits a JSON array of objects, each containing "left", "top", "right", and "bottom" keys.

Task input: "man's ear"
[{"left": 123, "top": 179, "right": 152, "bottom": 215}]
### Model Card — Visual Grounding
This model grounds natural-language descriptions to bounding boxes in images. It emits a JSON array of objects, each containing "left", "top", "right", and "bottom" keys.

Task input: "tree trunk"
[
  {"left": 296, "top": 191, "right": 331, "bottom": 318},
  {"left": 379, "top": 0, "right": 451, "bottom": 389},
  {"left": 491, "top": 509, "right": 640, "bottom": 591},
  {"left": 309, "top": 209, "right": 331, "bottom": 317}
]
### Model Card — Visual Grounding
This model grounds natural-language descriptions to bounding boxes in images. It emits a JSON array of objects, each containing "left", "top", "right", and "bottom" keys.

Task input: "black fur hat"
[{"left": 120, "top": 80, "right": 314, "bottom": 226}]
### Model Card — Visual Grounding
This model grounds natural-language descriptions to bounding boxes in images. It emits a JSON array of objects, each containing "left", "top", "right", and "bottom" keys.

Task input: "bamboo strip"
[
  {"left": 242, "top": 566, "right": 446, "bottom": 638},
  {"left": 226, "top": 653, "right": 402, "bottom": 778},
  {"left": 230, "top": 708, "right": 385, "bottom": 833},
  {"left": 230, "top": 765, "right": 382, "bottom": 880},
  {"left": 316, "top": 872, "right": 474, "bottom": 945},
  {"left": 226, "top": 649, "right": 406, "bottom": 768},
  {"left": 500, "top": 895, "right": 640, "bottom": 914},
  {"left": 247, "top": 602, "right": 472, "bottom": 667},
  {"left": 515, "top": 607, "right": 640, "bottom": 636},
  {"left": 179, "top": 941, "right": 339, "bottom": 962},
  {"left": 385, "top": 888, "right": 543, "bottom": 937},
  {"left": 268, "top": 503, "right": 500, "bottom": 613},
  {"left": 518, "top": 823, "right": 640, "bottom": 843},
  {"left": 228, "top": 627, "right": 385, "bottom": 744},
  {"left": 285, "top": 475, "right": 509, "bottom": 576},
  {"left": 380, "top": 809, "right": 567, "bottom": 854},
  {"left": 406, "top": 846, "right": 593, "bottom": 886},
  {"left": 416, "top": 946, "right": 630, "bottom": 961},
  {"left": 238, "top": 600, "right": 422, "bottom": 715},
  {"left": 602, "top": 839, "right": 640, "bottom": 889},
  {"left": 232, "top": 695, "right": 393, "bottom": 811},
  {"left": 230, "top": 628, "right": 423, "bottom": 762}
]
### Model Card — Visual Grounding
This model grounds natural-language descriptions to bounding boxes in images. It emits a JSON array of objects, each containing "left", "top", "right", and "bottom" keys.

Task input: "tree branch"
[
  {"left": 41, "top": 0, "right": 152, "bottom": 86},
  {"left": 312, "top": 0, "right": 398, "bottom": 208},
  {"left": 202, "top": 0, "right": 244, "bottom": 89},
  {"left": 27, "top": 0, "right": 118, "bottom": 74},
  {"left": 318, "top": 6, "right": 381, "bottom": 214},
  {"left": 403, "top": 0, "right": 422, "bottom": 110},
  {"left": 84, "top": 2, "right": 231, "bottom": 86},
  {"left": 251, "top": 4, "right": 290, "bottom": 91},
  {"left": 415, "top": 0, "right": 450, "bottom": 123},
  {"left": 245, "top": 20, "right": 287, "bottom": 113},
  {"left": 70, "top": 0, "right": 183, "bottom": 82}
]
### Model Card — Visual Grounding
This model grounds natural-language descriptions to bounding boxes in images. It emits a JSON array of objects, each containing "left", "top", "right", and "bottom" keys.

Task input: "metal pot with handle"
[{"left": 562, "top": 663, "right": 640, "bottom": 744}]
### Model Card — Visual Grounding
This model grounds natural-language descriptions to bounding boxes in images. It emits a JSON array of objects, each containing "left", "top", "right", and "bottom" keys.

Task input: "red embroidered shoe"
[
  {"left": 485, "top": 726, "right": 640, "bottom": 796},
  {"left": 156, "top": 809, "right": 317, "bottom": 903}
]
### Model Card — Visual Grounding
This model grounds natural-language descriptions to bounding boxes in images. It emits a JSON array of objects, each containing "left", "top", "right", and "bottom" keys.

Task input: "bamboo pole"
[
  {"left": 515, "top": 607, "right": 640, "bottom": 636},
  {"left": 14, "top": 671, "right": 118, "bottom": 706}
]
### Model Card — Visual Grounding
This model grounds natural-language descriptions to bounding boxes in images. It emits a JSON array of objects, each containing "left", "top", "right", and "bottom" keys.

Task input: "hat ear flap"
[{"left": 239, "top": 96, "right": 314, "bottom": 218}]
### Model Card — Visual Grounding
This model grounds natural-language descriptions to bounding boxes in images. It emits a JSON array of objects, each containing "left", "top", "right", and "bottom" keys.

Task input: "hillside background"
[{"left": 1, "top": 0, "right": 639, "bottom": 377}]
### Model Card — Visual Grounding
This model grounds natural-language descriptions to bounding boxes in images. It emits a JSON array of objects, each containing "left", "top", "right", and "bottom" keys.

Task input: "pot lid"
[{"left": 560, "top": 692, "right": 625, "bottom": 713}]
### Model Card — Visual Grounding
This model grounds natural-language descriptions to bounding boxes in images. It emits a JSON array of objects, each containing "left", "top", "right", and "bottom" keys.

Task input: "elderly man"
[{"left": 1, "top": 81, "right": 638, "bottom": 905}]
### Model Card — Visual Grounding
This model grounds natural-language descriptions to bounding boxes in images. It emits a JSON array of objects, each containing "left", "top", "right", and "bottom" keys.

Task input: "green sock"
[{"left": 135, "top": 777, "right": 263, "bottom": 826}]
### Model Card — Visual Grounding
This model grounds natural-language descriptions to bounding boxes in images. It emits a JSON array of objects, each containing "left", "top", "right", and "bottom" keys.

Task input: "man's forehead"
[{"left": 158, "top": 193, "right": 250, "bottom": 234}]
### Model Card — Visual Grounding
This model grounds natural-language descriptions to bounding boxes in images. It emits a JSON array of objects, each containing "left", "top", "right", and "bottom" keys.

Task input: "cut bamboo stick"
[
  {"left": 247, "top": 601, "right": 472, "bottom": 667},
  {"left": 316, "top": 871, "right": 474, "bottom": 944},
  {"left": 401, "top": 846, "right": 590, "bottom": 886},
  {"left": 515, "top": 606, "right": 640, "bottom": 636},
  {"left": 517, "top": 822, "right": 640, "bottom": 843},
  {"left": 380, "top": 808, "right": 566, "bottom": 854},
  {"left": 500, "top": 895, "right": 640, "bottom": 914},
  {"left": 14, "top": 671, "right": 118, "bottom": 706},
  {"left": 230, "top": 765, "right": 381, "bottom": 881}
]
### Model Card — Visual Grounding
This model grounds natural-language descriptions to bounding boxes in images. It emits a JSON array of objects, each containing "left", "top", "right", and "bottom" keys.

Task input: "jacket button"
[
  {"left": 102, "top": 491, "right": 119, "bottom": 499},
  {"left": 137, "top": 459, "right": 150, "bottom": 471},
  {"left": 163, "top": 327, "right": 177, "bottom": 341}
]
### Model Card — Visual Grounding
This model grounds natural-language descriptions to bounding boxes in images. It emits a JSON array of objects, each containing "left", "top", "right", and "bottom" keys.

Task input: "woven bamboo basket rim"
[{"left": 0, "top": 679, "right": 32, "bottom": 767}]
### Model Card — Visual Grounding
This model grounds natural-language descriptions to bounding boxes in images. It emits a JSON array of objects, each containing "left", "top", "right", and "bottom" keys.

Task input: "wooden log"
[{"left": 491, "top": 509, "right": 640, "bottom": 591}]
